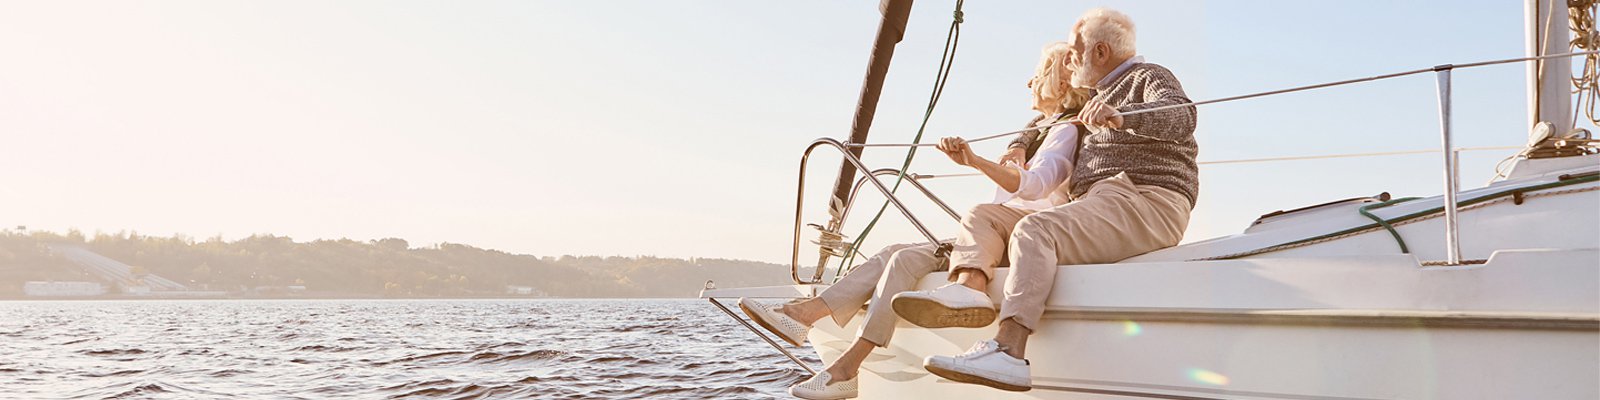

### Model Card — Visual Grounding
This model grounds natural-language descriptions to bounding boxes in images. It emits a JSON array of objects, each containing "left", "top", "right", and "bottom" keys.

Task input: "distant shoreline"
[{"left": 2, "top": 230, "right": 794, "bottom": 299}]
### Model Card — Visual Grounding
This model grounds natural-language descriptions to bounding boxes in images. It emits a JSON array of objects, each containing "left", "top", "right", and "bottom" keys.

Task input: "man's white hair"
[{"left": 1075, "top": 7, "right": 1136, "bottom": 58}]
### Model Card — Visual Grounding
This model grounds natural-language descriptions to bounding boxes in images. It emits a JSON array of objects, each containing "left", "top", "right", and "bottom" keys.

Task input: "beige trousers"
[
  {"left": 994, "top": 172, "right": 1191, "bottom": 330},
  {"left": 816, "top": 242, "right": 948, "bottom": 347},
  {"left": 814, "top": 172, "right": 1188, "bottom": 344},
  {"left": 812, "top": 192, "right": 1042, "bottom": 346}
]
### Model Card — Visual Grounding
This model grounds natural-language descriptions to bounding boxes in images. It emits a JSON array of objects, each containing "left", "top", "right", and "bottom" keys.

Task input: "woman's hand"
[
  {"left": 999, "top": 145, "right": 1027, "bottom": 168},
  {"left": 937, "top": 136, "right": 977, "bottom": 167}
]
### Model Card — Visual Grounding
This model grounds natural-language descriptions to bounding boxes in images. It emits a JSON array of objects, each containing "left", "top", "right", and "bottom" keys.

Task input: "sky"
[{"left": 0, "top": 1, "right": 1580, "bottom": 264}]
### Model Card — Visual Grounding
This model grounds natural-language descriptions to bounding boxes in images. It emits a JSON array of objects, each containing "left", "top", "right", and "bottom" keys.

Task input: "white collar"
[{"left": 1096, "top": 55, "right": 1145, "bottom": 88}]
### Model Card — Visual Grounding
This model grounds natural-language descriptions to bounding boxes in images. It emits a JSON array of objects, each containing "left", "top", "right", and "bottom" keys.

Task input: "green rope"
[
  {"left": 833, "top": 0, "right": 965, "bottom": 283},
  {"left": 1358, "top": 197, "right": 1421, "bottom": 253}
]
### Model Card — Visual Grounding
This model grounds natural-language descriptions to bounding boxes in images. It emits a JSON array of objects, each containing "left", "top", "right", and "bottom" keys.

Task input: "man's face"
[{"left": 1067, "top": 32, "right": 1099, "bottom": 89}]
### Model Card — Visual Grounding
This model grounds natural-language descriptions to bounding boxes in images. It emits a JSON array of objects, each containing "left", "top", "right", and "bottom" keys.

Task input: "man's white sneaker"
[
  {"left": 789, "top": 370, "right": 858, "bottom": 400},
  {"left": 737, "top": 297, "right": 810, "bottom": 347},
  {"left": 890, "top": 283, "right": 997, "bottom": 328},
  {"left": 923, "top": 339, "right": 1031, "bottom": 392}
]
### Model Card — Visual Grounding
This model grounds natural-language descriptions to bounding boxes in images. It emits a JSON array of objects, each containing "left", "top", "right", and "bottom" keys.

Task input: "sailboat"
[{"left": 702, "top": 2, "right": 1599, "bottom": 399}]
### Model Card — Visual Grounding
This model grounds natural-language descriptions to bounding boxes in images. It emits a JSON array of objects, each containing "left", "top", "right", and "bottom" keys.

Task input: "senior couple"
[{"left": 740, "top": 8, "right": 1199, "bottom": 399}]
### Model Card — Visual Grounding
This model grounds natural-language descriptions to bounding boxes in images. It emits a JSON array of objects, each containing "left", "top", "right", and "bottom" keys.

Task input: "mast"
[
  {"left": 810, "top": 0, "right": 914, "bottom": 273},
  {"left": 1528, "top": 0, "right": 1573, "bottom": 134},
  {"left": 827, "top": 0, "right": 914, "bottom": 223}
]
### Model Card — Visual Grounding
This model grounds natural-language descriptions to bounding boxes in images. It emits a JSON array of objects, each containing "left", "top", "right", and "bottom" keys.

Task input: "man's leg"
[
  {"left": 926, "top": 174, "right": 1191, "bottom": 391},
  {"left": 997, "top": 176, "right": 1189, "bottom": 347}
]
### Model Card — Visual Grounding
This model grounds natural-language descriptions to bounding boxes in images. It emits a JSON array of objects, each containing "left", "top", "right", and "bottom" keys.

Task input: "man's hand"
[
  {"left": 999, "top": 145, "right": 1027, "bottom": 168},
  {"left": 937, "top": 137, "right": 977, "bottom": 166},
  {"left": 1081, "top": 100, "right": 1124, "bottom": 129}
]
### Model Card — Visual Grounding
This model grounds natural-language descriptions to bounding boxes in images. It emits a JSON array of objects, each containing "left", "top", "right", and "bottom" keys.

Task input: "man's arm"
[{"left": 1115, "top": 66, "right": 1196, "bottom": 141}]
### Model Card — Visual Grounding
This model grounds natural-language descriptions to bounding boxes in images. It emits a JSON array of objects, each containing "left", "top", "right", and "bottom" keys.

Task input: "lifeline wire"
[
  {"left": 846, "top": 51, "right": 1600, "bottom": 149},
  {"left": 902, "top": 146, "right": 1524, "bottom": 182}
]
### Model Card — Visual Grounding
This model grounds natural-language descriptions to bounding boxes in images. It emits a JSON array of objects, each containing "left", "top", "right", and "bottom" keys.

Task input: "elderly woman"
[{"left": 737, "top": 41, "right": 1093, "bottom": 400}]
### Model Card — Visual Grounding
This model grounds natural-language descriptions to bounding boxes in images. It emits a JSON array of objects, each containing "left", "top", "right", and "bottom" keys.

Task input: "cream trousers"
[{"left": 814, "top": 172, "right": 1190, "bottom": 344}]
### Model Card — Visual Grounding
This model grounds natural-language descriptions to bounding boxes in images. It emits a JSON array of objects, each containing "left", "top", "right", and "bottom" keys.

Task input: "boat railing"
[
  {"left": 842, "top": 169, "right": 963, "bottom": 224},
  {"left": 790, "top": 51, "right": 1599, "bottom": 284},
  {"left": 790, "top": 138, "right": 957, "bottom": 284}
]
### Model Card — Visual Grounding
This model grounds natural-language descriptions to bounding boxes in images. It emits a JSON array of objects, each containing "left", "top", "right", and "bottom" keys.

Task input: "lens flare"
[
  {"left": 1187, "top": 368, "right": 1229, "bottom": 386},
  {"left": 1121, "top": 320, "right": 1142, "bottom": 336}
]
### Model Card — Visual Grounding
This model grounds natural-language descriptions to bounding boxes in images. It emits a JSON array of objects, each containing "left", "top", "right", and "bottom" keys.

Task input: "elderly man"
[{"left": 894, "top": 7, "right": 1198, "bottom": 392}]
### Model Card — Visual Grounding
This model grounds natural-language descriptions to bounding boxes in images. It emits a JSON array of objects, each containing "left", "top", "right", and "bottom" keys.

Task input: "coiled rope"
[{"left": 1571, "top": 0, "right": 1600, "bottom": 126}]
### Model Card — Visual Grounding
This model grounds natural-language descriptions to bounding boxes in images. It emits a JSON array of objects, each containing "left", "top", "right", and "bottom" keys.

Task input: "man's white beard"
[{"left": 1070, "top": 54, "right": 1099, "bottom": 88}]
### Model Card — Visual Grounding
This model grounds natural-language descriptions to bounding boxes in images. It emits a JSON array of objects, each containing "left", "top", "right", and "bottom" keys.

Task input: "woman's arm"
[
  {"left": 1008, "top": 124, "right": 1078, "bottom": 201},
  {"left": 1001, "top": 115, "right": 1048, "bottom": 166},
  {"left": 969, "top": 153, "right": 1021, "bottom": 193},
  {"left": 937, "top": 137, "right": 1021, "bottom": 192}
]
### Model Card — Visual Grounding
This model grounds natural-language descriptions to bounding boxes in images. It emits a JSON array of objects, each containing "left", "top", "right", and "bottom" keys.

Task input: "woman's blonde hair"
[{"left": 1032, "top": 42, "right": 1093, "bottom": 115}]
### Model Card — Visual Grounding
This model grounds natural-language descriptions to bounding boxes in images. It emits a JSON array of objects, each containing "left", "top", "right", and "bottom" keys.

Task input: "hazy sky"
[{"left": 0, "top": 1, "right": 1574, "bottom": 264}]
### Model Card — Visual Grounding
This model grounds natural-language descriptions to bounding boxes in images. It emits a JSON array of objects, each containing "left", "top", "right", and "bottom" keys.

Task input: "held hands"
[
  {"left": 1081, "top": 100, "right": 1124, "bottom": 129},
  {"left": 937, "top": 136, "right": 978, "bottom": 167},
  {"left": 999, "top": 145, "right": 1027, "bottom": 168}
]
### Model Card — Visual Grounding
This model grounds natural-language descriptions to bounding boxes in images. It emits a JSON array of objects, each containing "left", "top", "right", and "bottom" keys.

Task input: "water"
[{"left": 0, "top": 299, "right": 819, "bottom": 399}]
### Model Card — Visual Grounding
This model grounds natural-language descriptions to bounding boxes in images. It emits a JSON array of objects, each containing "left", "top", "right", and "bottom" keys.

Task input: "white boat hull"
[
  {"left": 704, "top": 156, "right": 1599, "bottom": 399},
  {"left": 813, "top": 313, "right": 1597, "bottom": 399},
  {"left": 804, "top": 249, "right": 1598, "bottom": 399}
]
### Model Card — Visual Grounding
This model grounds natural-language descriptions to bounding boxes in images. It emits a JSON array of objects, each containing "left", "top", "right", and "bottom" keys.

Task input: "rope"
[
  {"left": 834, "top": 0, "right": 965, "bottom": 282},
  {"left": 1196, "top": 146, "right": 1521, "bottom": 165},
  {"left": 1570, "top": 0, "right": 1600, "bottom": 126},
  {"left": 899, "top": 146, "right": 1526, "bottom": 182},
  {"left": 1358, "top": 197, "right": 1422, "bottom": 253},
  {"left": 846, "top": 51, "right": 1600, "bottom": 149}
]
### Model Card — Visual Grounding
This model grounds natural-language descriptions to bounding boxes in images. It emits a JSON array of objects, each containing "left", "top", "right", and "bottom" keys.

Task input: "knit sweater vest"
[{"left": 1069, "top": 62, "right": 1200, "bottom": 207}]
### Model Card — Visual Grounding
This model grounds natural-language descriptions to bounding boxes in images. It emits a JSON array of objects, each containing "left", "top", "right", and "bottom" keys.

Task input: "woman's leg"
[
  {"left": 795, "top": 242, "right": 926, "bottom": 327},
  {"left": 946, "top": 204, "right": 1033, "bottom": 284},
  {"left": 887, "top": 204, "right": 1032, "bottom": 329}
]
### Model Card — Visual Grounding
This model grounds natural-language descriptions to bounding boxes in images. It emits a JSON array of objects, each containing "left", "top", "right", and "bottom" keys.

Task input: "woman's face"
[
  {"left": 1054, "top": 52, "right": 1077, "bottom": 93},
  {"left": 1030, "top": 52, "right": 1075, "bottom": 112}
]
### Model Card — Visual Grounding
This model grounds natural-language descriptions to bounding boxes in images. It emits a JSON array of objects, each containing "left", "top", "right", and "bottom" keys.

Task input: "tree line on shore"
[{"left": 0, "top": 230, "right": 793, "bottom": 298}]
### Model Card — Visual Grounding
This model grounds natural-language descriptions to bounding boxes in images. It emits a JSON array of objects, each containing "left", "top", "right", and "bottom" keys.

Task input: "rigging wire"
[
  {"left": 906, "top": 146, "right": 1524, "bottom": 181},
  {"left": 832, "top": 0, "right": 965, "bottom": 282},
  {"left": 848, "top": 51, "right": 1600, "bottom": 150}
]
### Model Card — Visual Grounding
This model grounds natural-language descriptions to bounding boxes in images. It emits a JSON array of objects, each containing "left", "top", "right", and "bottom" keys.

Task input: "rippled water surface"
[{"left": 0, "top": 299, "right": 819, "bottom": 399}]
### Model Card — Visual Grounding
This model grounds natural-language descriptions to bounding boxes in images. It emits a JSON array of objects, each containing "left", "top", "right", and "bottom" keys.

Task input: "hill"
[{"left": 0, "top": 230, "right": 796, "bottom": 298}]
